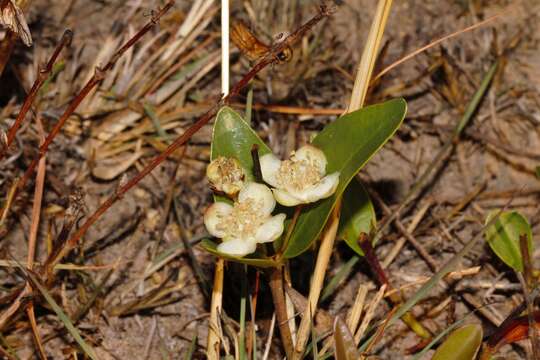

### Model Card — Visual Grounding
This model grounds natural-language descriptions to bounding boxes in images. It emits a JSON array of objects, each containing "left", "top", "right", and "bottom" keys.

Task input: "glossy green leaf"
[
  {"left": 202, "top": 107, "right": 274, "bottom": 264},
  {"left": 211, "top": 106, "right": 271, "bottom": 174},
  {"left": 339, "top": 179, "right": 376, "bottom": 256},
  {"left": 485, "top": 210, "right": 533, "bottom": 272},
  {"left": 431, "top": 324, "right": 483, "bottom": 360},
  {"left": 200, "top": 239, "right": 279, "bottom": 268},
  {"left": 283, "top": 98, "right": 407, "bottom": 258}
]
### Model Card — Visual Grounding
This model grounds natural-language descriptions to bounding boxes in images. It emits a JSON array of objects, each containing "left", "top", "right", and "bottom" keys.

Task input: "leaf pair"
[{"left": 202, "top": 98, "right": 407, "bottom": 264}]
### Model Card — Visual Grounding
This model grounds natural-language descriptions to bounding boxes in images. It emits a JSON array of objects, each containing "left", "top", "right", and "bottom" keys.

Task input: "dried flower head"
[
  {"left": 206, "top": 156, "right": 245, "bottom": 197},
  {"left": 0, "top": 0, "right": 32, "bottom": 46}
]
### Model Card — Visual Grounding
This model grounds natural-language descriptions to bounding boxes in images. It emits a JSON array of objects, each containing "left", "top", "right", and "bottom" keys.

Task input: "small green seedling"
[{"left": 484, "top": 210, "right": 533, "bottom": 272}]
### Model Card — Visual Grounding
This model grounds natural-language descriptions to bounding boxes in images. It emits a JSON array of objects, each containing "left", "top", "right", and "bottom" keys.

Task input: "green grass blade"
[
  {"left": 23, "top": 270, "right": 99, "bottom": 360},
  {"left": 320, "top": 256, "right": 359, "bottom": 302},
  {"left": 183, "top": 334, "right": 197, "bottom": 360}
]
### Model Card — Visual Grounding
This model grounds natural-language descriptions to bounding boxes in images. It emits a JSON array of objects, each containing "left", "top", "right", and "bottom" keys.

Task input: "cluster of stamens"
[
  {"left": 215, "top": 198, "right": 263, "bottom": 238},
  {"left": 276, "top": 158, "right": 321, "bottom": 191}
]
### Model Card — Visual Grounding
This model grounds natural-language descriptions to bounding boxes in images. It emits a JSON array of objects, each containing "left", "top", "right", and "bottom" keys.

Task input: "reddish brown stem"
[
  {"left": 44, "top": 3, "right": 333, "bottom": 270},
  {"left": 0, "top": 29, "right": 72, "bottom": 160},
  {"left": 358, "top": 232, "right": 389, "bottom": 286}
]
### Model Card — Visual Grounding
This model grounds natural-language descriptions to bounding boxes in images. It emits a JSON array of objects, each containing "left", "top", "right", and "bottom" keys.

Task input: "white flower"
[
  {"left": 260, "top": 145, "right": 340, "bottom": 206},
  {"left": 206, "top": 156, "right": 245, "bottom": 197},
  {"left": 204, "top": 182, "right": 286, "bottom": 257}
]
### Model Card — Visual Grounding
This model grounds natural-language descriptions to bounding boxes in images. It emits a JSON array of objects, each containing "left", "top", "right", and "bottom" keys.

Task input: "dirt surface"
[{"left": 0, "top": 0, "right": 539, "bottom": 359}]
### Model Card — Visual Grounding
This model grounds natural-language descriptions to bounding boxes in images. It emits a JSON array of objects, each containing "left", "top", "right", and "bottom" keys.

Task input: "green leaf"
[
  {"left": 283, "top": 98, "right": 407, "bottom": 258},
  {"left": 200, "top": 239, "right": 278, "bottom": 268},
  {"left": 202, "top": 107, "right": 274, "bottom": 264},
  {"left": 431, "top": 324, "right": 483, "bottom": 360},
  {"left": 485, "top": 210, "right": 533, "bottom": 272},
  {"left": 339, "top": 179, "right": 376, "bottom": 256},
  {"left": 211, "top": 106, "right": 271, "bottom": 174}
]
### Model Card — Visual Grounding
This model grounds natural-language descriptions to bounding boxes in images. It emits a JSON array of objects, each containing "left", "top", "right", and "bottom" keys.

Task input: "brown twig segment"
[
  {"left": 45, "top": 2, "right": 333, "bottom": 271},
  {"left": 268, "top": 266, "right": 294, "bottom": 359},
  {"left": 0, "top": 29, "right": 72, "bottom": 160}
]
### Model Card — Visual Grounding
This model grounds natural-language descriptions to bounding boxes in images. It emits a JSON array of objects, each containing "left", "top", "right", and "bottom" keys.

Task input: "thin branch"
[{"left": 0, "top": 29, "right": 72, "bottom": 160}]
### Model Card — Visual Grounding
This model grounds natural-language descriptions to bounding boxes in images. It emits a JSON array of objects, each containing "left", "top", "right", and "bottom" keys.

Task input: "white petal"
[
  {"left": 204, "top": 202, "right": 233, "bottom": 238},
  {"left": 273, "top": 188, "right": 303, "bottom": 207},
  {"left": 293, "top": 145, "right": 327, "bottom": 176},
  {"left": 255, "top": 213, "right": 286, "bottom": 243},
  {"left": 238, "top": 182, "right": 276, "bottom": 215},
  {"left": 294, "top": 172, "right": 340, "bottom": 203},
  {"left": 217, "top": 237, "right": 257, "bottom": 257},
  {"left": 259, "top": 153, "right": 282, "bottom": 188}
]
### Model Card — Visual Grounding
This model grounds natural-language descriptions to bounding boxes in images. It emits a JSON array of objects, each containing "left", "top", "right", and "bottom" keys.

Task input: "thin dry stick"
[
  {"left": 269, "top": 267, "right": 294, "bottom": 359},
  {"left": 372, "top": 13, "right": 500, "bottom": 82},
  {"left": 25, "top": 116, "right": 47, "bottom": 359},
  {"left": 293, "top": 205, "right": 340, "bottom": 359},
  {"left": 262, "top": 313, "right": 276, "bottom": 360},
  {"left": 374, "top": 61, "right": 499, "bottom": 246},
  {"left": 347, "top": 285, "right": 368, "bottom": 338},
  {"left": 368, "top": 186, "right": 438, "bottom": 271},
  {"left": 0, "top": 29, "right": 72, "bottom": 160},
  {"left": 2, "top": 1, "right": 175, "bottom": 221},
  {"left": 0, "top": 116, "right": 48, "bottom": 333},
  {"left": 44, "top": 2, "right": 333, "bottom": 271},
  {"left": 382, "top": 199, "right": 432, "bottom": 268},
  {"left": 207, "top": 258, "right": 224, "bottom": 360}
]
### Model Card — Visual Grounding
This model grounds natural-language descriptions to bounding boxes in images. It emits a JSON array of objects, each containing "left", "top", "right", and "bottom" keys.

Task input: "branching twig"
[{"left": 0, "top": 29, "right": 72, "bottom": 160}]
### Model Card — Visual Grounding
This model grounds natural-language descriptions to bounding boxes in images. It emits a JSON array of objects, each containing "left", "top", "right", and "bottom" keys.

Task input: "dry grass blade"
[
  {"left": 355, "top": 284, "right": 387, "bottom": 345},
  {"left": 358, "top": 60, "right": 502, "bottom": 351},
  {"left": 293, "top": 205, "right": 340, "bottom": 359},
  {"left": 334, "top": 317, "right": 361, "bottom": 360},
  {"left": 360, "top": 198, "right": 516, "bottom": 352},
  {"left": 347, "top": 0, "right": 393, "bottom": 111},
  {"left": 372, "top": 13, "right": 500, "bottom": 82}
]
